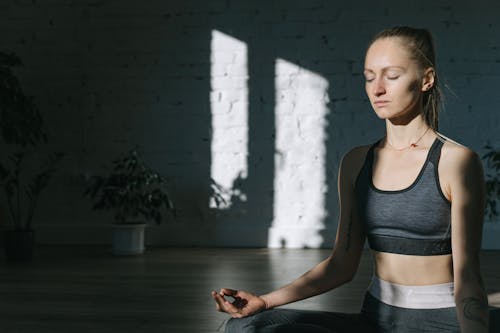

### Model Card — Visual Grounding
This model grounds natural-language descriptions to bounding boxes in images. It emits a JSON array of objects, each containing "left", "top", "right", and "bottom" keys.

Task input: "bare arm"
[
  {"left": 448, "top": 148, "right": 489, "bottom": 332},
  {"left": 260, "top": 147, "right": 368, "bottom": 308},
  {"left": 212, "top": 146, "right": 369, "bottom": 317}
]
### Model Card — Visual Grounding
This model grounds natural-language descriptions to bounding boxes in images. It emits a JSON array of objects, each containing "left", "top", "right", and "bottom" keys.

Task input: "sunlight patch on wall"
[
  {"left": 269, "top": 58, "right": 330, "bottom": 248},
  {"left": 209, "top": 30, "right": 248, "bottom": 208}
]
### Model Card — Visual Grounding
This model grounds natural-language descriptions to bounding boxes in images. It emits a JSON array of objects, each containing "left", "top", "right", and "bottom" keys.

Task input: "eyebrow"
[{"left": 364, "top": 66, "right": 405, "bottom": 73}]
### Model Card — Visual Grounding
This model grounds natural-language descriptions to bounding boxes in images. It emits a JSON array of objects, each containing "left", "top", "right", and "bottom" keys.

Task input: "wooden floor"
[{"left": 0, "top": 247, "right": 499, "bottom": 333}]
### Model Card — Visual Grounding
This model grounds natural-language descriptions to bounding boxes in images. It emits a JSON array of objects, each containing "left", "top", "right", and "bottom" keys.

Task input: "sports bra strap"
[{"left": 428, "top": 137, "right": 444, "bottom": 166}]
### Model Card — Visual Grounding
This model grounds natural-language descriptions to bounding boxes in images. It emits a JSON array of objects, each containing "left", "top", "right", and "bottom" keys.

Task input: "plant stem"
[
  {"left": 3, "top": 187, "right": 17, "bottom": 229},
  {"left": 25, "top": 193, "right": 37, "bottom": 230},
  {"left": 16, "top": 173, "right": 21, "bottom": 229}
]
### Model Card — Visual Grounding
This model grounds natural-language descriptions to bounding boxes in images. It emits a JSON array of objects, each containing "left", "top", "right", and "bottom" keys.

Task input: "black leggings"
[
  {"left": 224, "top": 293, "right": 461, "bottom": 333},
  {"left": 225, "top": 308, "right": 372, "bottom": 333}
]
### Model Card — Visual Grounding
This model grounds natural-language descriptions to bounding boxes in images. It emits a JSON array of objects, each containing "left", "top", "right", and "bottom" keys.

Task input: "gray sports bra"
[{"left": 355, "top": 136, "right": 452, "bottom": 256}]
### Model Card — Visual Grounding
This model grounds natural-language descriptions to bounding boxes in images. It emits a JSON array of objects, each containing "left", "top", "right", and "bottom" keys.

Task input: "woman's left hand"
[{"left": 211, "top": 288, "right": 267, "bottom": 318}]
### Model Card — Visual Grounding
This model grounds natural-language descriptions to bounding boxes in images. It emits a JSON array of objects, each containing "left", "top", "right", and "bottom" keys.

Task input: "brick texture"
[{"left": 0, "top": 0, "right": 499, "bottom": 248}]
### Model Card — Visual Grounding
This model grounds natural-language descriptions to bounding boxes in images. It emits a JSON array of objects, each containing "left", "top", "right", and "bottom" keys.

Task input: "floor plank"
[{"left": 0, "top": 246, "right": 498, "bottom": 332}]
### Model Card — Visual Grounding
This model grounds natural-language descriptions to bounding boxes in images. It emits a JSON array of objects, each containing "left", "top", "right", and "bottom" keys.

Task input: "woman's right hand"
[{"left": 211, "top": 288, "right": 268, "bottom": 318}]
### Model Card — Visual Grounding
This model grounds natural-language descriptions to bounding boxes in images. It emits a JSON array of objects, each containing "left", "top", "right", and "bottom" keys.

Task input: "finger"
[
  {"left": 211, "top": 291, "right": 220, "bottom": 302},
  {"left": 214, "top": 290, "right": 243, "bottom": 315},
  {"left": 211, "top": 291, "right": 222, "bottom": 311},
  {"left": 214, "top": 291, "right": 237, "bottom": 312},
  {"left": 233, "top": 297, "right": 248, "bottom": 308},
  {"left": 222, "top": 298, "right": 240, "bottom": 314},
  {"left": 220, "top": 288, "right": 238, "bottom": 297},
  {"left": 232, "top": 312, "right": 246, "bottom": 319},
  {"left": 214, "top": 293, "right": 238, "bottom": 314},
  {"left": 212, "top": 292, "right": 228, "bottom": 312}
]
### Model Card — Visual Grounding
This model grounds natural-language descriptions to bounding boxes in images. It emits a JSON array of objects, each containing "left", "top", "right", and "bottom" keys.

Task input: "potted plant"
[
  {"left": 85, "top": 148, "right": 175, "bottom": 255},
  {"left": 0, "top": 152, "right": 62, "bottom": 260},
  {"left": 482, "top": 145, "right": 500, "bottom": 249},
  {"left": 0, "top": 51, "right": 63, "bottom": 261}
]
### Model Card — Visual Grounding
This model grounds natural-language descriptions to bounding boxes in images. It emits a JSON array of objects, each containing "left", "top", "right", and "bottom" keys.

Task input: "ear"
[{"left": 421, "top": 68, "right": 435, "bottom": 92}]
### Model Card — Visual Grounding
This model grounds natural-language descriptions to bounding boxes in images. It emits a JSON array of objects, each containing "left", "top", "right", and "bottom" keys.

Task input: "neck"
[{"left": 385, "top": 116, "right": 432, "bottom": 150}]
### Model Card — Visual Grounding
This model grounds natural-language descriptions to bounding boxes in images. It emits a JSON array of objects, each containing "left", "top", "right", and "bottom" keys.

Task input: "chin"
[
  {"left": 373, "top": 108, "right": 395, "bottom": 120},
  {"left": 373, "top": 107, "right": 419, "bottom": 125}
]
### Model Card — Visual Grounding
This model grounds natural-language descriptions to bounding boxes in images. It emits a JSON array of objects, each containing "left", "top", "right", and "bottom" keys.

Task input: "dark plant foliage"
[
  {"left": 0, "top": 51, "right": 46, "bottom": 146},
  {"left": 483, "top": 145, "right": 500, "bottom": 221},
  {"left": 0, "top": 152, "right": 64, "bottom": 230},
  {"left": 0, "top": 51, "right": 63, "bottom": 230},
  {"left": 85, "top": 149, "right": 175, "bottom": 224},
  {"left": 210, "top": 177, "right": 228, "bottom": 209}
]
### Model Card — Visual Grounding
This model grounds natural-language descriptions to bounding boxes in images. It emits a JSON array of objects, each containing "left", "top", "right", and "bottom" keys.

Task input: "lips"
[{"left": 374, "top": 100, "right": 390, "bottom": 107}]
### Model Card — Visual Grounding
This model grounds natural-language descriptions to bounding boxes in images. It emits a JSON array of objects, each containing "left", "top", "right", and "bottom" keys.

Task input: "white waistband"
[{"left": 368, "top": 275, "right": 456, "bottom": 309}]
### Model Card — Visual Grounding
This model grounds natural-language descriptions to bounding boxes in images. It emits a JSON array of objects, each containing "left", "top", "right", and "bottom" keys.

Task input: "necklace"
[{"left": 385, "top": 127, "right": 431, "bottom": 151}]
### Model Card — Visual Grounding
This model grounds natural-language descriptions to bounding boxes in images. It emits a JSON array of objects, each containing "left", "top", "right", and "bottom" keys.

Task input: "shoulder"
[
  {"left": 344, "top": 143, "right": 372, "bottom": 159},
  {"left": 438, "top": 134, "right": 483, "bottom": 174},
  {"left": 340, "top": 142, "right": 375, "bottom": 186},
  {"left": 438, "top": 133, "right": 484, "bottom": 194}
]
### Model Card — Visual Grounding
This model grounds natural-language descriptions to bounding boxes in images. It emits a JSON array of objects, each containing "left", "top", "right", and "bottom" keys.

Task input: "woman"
[{"left": 211, "top": 26, "right": 490, "bottom": 332}]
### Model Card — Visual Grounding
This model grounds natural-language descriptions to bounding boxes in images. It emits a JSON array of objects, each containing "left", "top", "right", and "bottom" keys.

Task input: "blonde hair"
[{"left": 368, "top": 26, "right": 442, "bottom": 130}]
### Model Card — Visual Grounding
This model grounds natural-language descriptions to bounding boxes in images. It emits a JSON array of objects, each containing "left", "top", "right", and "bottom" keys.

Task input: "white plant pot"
[{"left": 111, "top": 223, "right": 146, "bottom": 255}]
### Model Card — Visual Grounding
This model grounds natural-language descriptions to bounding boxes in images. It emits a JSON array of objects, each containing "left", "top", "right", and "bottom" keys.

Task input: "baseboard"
[{"left": 27, "top": 222, "right": 500, "bottom": 249}]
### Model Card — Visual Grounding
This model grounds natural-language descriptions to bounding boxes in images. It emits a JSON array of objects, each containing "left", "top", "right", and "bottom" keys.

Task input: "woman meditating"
[{"left": 211, "top": 26, "right": 490, "bottom": 332}]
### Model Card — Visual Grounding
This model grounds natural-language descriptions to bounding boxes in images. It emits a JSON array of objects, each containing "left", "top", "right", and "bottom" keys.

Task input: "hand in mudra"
[{"left": 211, "top": 288, "right": 267, "bottom": 318}]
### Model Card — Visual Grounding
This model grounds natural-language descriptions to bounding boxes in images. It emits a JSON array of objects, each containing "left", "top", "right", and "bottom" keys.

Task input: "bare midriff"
[{"left": 373, "top": 251, "right": 454, "bottom": 285}]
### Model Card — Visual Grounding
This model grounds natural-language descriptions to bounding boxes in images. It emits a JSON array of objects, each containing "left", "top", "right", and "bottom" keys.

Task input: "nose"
[{"left": 372, "top": 78, "right": 386, "bottom": 97}]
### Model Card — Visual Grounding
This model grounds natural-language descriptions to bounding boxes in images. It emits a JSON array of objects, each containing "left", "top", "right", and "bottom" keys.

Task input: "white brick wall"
[{"left": 1, "top": 0, "right": 499, "bottom": 248}]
